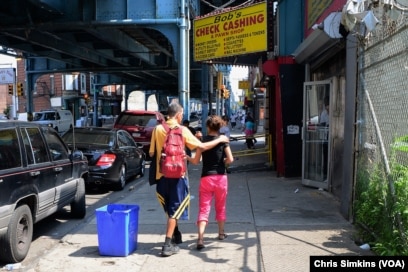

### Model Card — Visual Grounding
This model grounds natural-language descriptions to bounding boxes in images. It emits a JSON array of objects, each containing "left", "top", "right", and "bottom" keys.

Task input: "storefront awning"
[{"left": 292, "top": 12, "right": 344, "bottom": 65}]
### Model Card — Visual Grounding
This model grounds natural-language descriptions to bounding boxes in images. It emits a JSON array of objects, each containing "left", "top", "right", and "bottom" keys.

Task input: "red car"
[{"left": 113, "top": 110, "right": 165, "bottom": 159}]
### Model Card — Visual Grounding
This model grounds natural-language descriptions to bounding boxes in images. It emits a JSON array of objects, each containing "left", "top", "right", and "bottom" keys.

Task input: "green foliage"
[
  {"left": 393, "top": 136, "right": 408, "bottom": 152},
  {"left": 354, "top": 159, "right": 408, "bottom": 256},
  {"left": 3, "top": 106, "right": 10, "bottom": 119}
]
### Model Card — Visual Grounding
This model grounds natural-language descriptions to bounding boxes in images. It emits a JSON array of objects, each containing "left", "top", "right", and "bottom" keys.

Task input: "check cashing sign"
[{"left": 193, "top": 1, "right": 267, "bottom": 62}]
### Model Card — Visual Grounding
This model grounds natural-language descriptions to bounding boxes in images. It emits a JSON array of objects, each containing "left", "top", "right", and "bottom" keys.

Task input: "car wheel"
[
  {"left": 70, "top": 178, "right": 86, "bottom": 219},
  {"left": 0, "top": 205, "right": 33, "bottom": 263},
  {"left": 139, "top": 158, "right": 146, "bottom": 177},
  {"left": 115, "top": 165, "right": 126, "bottom": 191}
]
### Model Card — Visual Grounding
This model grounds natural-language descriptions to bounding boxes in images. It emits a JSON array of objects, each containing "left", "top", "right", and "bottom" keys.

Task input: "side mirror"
[
  {"left": 136, "top": 143, "right": 143, "bottom": 149},
  {"left": 71, "top": 150, "right": 85, "bottom": 160}
]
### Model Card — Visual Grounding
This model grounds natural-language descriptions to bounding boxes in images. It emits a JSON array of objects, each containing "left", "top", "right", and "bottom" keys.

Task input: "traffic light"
[
  {"left": 17, "top": 82, "right": 23, "bottom": 96},
  {"left": 224, "top": 89, "right": 230, "bottom": 99},
  {"left": 219, "top": 87, "right": 224, "bottom": 99},
  {"left": 8, "top": 84, "right": 13, "bottom": 95},
  {"left": 84, "top": 93, "right": 91, "bottom": 104},
  {"left": 219, "top": 85, "right": 230, "bottom": 99}
]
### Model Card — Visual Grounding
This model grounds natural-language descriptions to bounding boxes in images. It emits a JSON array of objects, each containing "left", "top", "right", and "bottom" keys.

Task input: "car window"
[
  {"left": 117, "top": 114, "right": 156, "bottom": 127},
  {"left": 43, "top": 129, "right": 69, "bottom": 161},
  {"left": 0, "top": 128, "right": 22, "bottom": 170},
  {"left": 118, "top": 131, "right": 136, "bottom": 147},
  {"left": 146, "top": 118, "right": 159, "bottom": 127},
  {"left": 117, "top": 132, "right": 128, "bottom": 147},
  {"left": 22, "top": 127, "right": 50, "bottom": 164},
  {"left": 63, "top": 130, "right": 113, "bottom": 146},
  {"left": 33, "top": 112, "right": 43, "bottom": 121},
  {"left": 99, "top": 133, "right": 114, "bottom": 146},
  {"left": 124, "top": 132, "right": 137, "bottom": 147},
  {"left": 42, "top": 112, "right": 56, "bottom": 120}
]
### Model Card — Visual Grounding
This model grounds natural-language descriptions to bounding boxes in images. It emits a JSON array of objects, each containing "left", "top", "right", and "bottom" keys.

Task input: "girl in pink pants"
[{"left": 187, "top": 115, "right": 234, "bottom": 250}]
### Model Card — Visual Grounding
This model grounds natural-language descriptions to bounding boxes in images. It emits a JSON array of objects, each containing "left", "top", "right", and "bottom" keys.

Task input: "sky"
[
  {"left": 230, "top": 66, "right": 249, "bottom": 101},
  {"left": 0, "top": 54, "right": 16, "bottom": 68}
]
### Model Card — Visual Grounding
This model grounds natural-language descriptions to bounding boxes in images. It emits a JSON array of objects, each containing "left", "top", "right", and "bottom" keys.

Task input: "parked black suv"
[{"left": 0, "top": 121, "right": 88, "bottom": 263}]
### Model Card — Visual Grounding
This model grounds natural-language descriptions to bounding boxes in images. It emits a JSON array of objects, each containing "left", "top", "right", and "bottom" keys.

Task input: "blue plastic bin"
[{"left": 95, "top": 204, "right": 140, "bottom": 257}]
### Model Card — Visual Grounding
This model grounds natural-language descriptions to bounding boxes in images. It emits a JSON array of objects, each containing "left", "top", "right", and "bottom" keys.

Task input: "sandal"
[
  {"left": 218, "top": 233, "right": 228, "bottom": 240},
  {"left": 196, "top": 239, "right": 205, "bottom": 250}
]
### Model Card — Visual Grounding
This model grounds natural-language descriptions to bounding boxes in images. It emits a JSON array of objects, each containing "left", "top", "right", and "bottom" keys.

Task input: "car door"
[
  {"left": 21, "top": 127, "right": 55, "bottom": 216},
  {"left": 117, "top": 131, "right": 138, "bottom": 176},
  {"left": 42, "top": 127, "right": 76, "bottom": 207},
  {"left": 0, "top": 128, "right": 25, "bottom": 210}
]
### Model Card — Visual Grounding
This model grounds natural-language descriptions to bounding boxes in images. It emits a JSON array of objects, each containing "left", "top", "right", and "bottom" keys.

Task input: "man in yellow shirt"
[{"left": 149, "top": 102, "right": 229, "bottom": 257}]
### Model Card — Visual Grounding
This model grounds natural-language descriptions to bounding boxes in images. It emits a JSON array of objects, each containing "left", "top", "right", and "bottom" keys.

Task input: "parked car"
[
  {"left": 189, "top": 112, "right": 199, "bottom": 121},
  {"left": 31, "top": 109, "right": 73, "bottom": 134},
  {"left": 113, "top": 110, "right": 165, "bottom": 158},
  {"left": 0, "top": 121, "right": 88, "bottom": 263},
  {"left": 62, "top": 127, "right": 146, "bottom": 191}
]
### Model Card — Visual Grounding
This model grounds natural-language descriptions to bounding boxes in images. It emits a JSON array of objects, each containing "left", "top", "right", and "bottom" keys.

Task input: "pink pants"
[{"left": 197, "top": 174, "right": 228, "bottom": 224}]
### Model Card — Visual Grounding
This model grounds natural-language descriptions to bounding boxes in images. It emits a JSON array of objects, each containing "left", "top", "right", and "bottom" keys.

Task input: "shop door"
[{"left": 302, "top": 80, "right": 332, "bottom": 190}]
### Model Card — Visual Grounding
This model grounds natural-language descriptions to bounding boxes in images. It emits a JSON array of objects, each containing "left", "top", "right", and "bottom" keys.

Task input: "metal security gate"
[{"left": 302, "top": 80, "right": 332, "bottom": 190}]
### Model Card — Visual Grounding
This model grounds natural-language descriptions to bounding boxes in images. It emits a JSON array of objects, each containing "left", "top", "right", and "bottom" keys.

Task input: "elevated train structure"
[{"left": 0, "top": 0, "right": 266, "bottom": 120}]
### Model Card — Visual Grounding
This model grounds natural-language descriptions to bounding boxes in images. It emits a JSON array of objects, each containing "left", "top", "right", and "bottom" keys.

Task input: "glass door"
[{"left": 302, "top": 80, "right": 331, "bottom": 190}]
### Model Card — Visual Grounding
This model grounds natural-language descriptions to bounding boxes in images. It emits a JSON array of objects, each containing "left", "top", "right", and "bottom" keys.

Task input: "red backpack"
[{"left": 159, "top": 122, "right": 186, "bottom": 178}]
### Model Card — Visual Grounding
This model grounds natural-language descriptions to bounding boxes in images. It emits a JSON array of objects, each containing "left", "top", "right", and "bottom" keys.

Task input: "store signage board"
[
  {"left": 194, "top": 1, "right": 267, "bottom": 62},
  {"left": 238, "top": 80, "right": 250, "bottom": 89}
]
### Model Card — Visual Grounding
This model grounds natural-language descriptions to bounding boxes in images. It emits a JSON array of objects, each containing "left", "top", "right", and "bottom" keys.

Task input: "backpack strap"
[
  {"left": 162, "top": 121, "right": 183, "bottom": 132},
  {"left": 161, "top": 121, "right": 170, "bottom": 133}
]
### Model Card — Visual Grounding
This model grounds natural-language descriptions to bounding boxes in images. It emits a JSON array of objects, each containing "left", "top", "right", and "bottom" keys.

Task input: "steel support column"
[
  {"left": 25, "top": 59, "right": 34, "bottom": 114},
  {"left": 179, "top": 0, "right": 190, "bottom": 120}
]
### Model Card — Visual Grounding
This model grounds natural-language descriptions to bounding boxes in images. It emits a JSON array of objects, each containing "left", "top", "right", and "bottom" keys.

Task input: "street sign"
[{"left": 0, "top": 68, "right": 16, "bottom": 84}]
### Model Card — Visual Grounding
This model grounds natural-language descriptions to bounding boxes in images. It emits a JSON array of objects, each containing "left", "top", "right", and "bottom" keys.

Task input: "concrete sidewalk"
[{"left": 28, "top": 159, "right": 371, "bottom": 271}]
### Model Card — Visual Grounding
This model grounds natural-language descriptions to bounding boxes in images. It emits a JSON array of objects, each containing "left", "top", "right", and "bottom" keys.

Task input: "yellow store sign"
[
  {"left": 238, "top": 80, "right": 250, "bottom": 89},
  {"left": 193, "top": 1, "right": 267, "bottom": 62}
]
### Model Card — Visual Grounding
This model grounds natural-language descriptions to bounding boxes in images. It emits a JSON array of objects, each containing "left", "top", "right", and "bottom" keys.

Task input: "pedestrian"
[
  {"left": 183, "top": 119, "right": 197, "bottom": 158},
  {"left": 319, "top": 96, "right": 330, "bottom": 126},
  {"left": 240, "top": 114, "right": 245, "bottom": 129},
  {"left": 230, "top": 113, "right": 237, "bottom": 130},
  {"left": 243, "top": 115, "right": 256, "bottom": 149},
  {"left": 149, "top": 102, "right": 229, "bottom": 257},
  {"left": 187, "top": 115, "right": 234, "bottom": 250},
  {"left": 247, "top": 112, "right": 257, "bottom": 144},
  {"left": 183, "top": 119, "right": 196, "bottom": 135},
  {"left": 219, "top": 115, "right": 232, "bottom": 173},
  {"left": 219, "top": 115, "right": 231, "bottom": 139}
]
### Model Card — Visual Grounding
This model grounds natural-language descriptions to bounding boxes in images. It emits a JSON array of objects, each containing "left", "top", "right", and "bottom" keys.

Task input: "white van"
[{"left": 32, "top": 109, "right": 73, "bottom": 134}]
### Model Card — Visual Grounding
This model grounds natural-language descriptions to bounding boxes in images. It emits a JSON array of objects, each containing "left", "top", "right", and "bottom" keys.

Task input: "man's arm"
[
  {"left": 149, "top": 128, "right": 156, "bottom": 157},
  {"left": 198, "top": 135, "right": 229, "bottom": 151}
]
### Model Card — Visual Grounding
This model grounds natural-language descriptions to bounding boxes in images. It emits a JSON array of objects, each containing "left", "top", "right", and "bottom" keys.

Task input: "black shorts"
[{"left": 156, "top": 176, "right": 189, "bottom": 220}]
